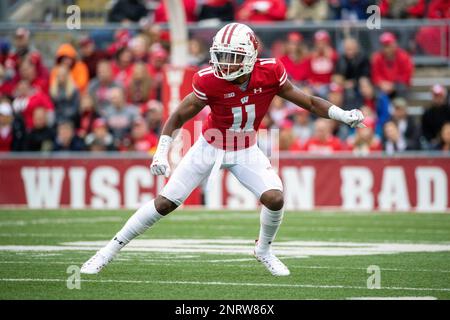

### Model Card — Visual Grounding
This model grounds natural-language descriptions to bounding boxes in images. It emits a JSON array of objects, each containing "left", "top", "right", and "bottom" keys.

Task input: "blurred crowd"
[
  {"left": 0, "top": 26, "right": 167, "bottom": 153},
  {"left": 265, "top": 28, "right": 450, "bottom": 155},
  {"left": 106, "top": 0, "right": 449, "bottom": 24},
  {"left": 0, "top": 0, "right": 449, "bottom": 154}
]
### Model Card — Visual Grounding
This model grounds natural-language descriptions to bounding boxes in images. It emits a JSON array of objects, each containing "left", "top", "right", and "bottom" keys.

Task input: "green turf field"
[{"left": 0, "top": 209, "right": 449, "bottom": 300}]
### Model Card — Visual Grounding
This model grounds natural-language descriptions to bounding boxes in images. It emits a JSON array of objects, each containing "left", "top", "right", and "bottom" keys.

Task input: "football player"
[{"left": 81, "top": 23, "right": 364, "bottom": 276}]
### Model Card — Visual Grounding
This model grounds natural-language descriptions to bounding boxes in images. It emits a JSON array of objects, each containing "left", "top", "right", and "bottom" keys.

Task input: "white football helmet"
[{"left": 210, "top": 23, "right": 259, "bottom": 81}]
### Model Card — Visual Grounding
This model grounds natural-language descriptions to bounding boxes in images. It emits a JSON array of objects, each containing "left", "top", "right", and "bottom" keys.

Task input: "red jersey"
[{"left": 192, "top": 58, "right": 288, "bottom": 150}]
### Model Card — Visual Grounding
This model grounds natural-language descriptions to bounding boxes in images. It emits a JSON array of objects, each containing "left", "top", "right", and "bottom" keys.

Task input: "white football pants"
[{"left": 160, "top": 135, "right": 283, "bottom": 205}]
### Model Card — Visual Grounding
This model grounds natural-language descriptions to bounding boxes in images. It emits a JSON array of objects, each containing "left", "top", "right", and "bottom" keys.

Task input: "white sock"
[
  {"left": 255, "top": 206, "right": 284, "bottom": 256},
  {"left": 100, "top": 200, "right": 163, "bottom": 258}
]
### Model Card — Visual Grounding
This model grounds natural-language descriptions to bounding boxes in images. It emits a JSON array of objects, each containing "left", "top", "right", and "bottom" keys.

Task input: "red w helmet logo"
[{"left": 247, "top": 32, "right": 259, "bottom": 50}]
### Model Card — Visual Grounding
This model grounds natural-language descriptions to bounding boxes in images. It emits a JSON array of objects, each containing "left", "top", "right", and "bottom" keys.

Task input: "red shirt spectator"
[
  {"left": 304, "top": 30, "right": 338, "bottom": 85},
  {"left": 278, "top": 32, "right": 309, "bottom": 83},
  {"left": 236, "top": 0, "right": 287, "bottom": 22},
  {"left": 154, "top": 0, "right": 198, "bottom": 23},
  {"left": 371, "top": 32, "right": 414, "bottom": 91},
  {"left": 302, "top": 118, "right": 343, "bottom": 154},
  {"left": 12, "top": 81, "right": 54, "bottom": 130}
]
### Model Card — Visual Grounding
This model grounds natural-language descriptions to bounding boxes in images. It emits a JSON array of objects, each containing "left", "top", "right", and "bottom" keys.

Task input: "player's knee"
[
  {"left": 155, "top": 195, "right": 178, "bottom": 215},
  {"left": 260, "top": 190, "right": 284, "bottom": 211}
]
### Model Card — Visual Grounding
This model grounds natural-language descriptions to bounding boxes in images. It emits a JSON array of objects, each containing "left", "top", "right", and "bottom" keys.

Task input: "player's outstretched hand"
[
  {"left": 150, "top": 135, "right": 173, "bottom": 178},
  {"left": 150, "top": 157, "right": 171, "bottom": 178},
  {"left": 343, "top": 109, "right": 365, "bottom": 128}
]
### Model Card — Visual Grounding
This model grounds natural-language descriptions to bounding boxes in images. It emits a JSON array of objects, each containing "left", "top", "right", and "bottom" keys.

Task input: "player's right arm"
[
  {"left": 150, "top": 92, "right": 207, "bottom": 177},
  {"left": 278, "top": 79, "right": 364, "bottom": 128}
]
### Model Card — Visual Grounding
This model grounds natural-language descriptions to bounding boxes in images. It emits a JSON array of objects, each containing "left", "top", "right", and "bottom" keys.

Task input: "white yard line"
[
  {"left": 288, "top": 265, "right": 450, "bottom": 273},
  {"left": 3, "top": 239, "right": 450, "bottom": 258},
  {"left": 1, "top": 278, "right": 449, "bottom": 292},
  {"left": 347, "top": 297, "right": 437, "bottom": 300},
  {"left": 1, "top": 259, "right": 450, "bottom": 274}
]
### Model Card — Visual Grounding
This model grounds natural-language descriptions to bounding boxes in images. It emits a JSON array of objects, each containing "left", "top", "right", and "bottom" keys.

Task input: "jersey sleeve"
[
  {"left": 192, "top": 70, "right": 209, "bottom": 102},
  {"left": 274, "top": 59, "right": 288, "bottom": 87}
]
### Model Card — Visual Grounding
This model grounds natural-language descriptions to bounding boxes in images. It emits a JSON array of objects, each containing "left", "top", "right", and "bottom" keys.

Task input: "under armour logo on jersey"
[
  {"left": 241, "top": 96, "right": 249, "bottom": 104},
  {"left": 254, "top": 87, "right": 262, "bottom": 94},
  {"left": 224, "top": 92, "right": 235, "bottom": 98}
]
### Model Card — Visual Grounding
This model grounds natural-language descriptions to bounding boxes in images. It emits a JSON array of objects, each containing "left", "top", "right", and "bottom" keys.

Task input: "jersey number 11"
[{"left": 230, "top": 104, "right": 256, "bottom": 132}]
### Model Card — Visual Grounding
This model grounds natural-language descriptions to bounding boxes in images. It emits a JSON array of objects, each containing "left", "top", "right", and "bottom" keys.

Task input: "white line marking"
[
  {"left": 288, "top": 265, "right": 450, "bottom": 273},
  {"left": 347, "top": 297, "right": 437, "bottom": 300},
  {"left": 1, "top": 278, "right": 449, "bottom": 292},
  {"left": 2, "top": 259, "right": 449, "bottom": 274},
  {"left": 2, "top": 239, "right": 450, "bottom": 258}
]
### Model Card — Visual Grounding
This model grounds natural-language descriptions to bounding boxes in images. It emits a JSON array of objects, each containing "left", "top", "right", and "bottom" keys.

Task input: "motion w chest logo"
[{"left": 241, "top": 96, "right": 249, "bottom": 104}]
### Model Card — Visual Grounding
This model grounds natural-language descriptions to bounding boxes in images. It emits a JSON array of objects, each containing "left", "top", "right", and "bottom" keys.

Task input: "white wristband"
[
  {"left": 155, "top": 135, "right": 173, "bottom": 157},
  {"left": 328, "top": 105, "right": 346, "bottom": 122}
]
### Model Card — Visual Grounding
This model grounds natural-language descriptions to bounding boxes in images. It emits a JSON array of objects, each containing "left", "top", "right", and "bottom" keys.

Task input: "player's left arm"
[{"left": 277, "top": 79, "right": 365, "bottom": 128}]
